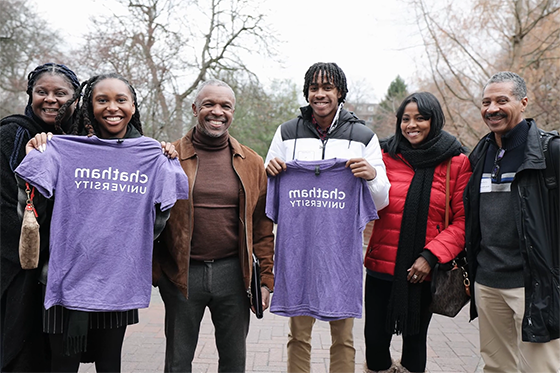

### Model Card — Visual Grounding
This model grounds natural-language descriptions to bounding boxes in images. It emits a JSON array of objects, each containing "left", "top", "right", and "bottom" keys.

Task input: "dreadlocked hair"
[
  {"left": 303, "top": 62, "right": 348, "bottom": 104},
  {"left": 54, "top": 80, "right": 89, "bottom": 135},
  {"left": 74, "top": 73, "right": 143, "bottom": 137},
  {"left": 25, "top": 63, "right": 80, "bottom": 133}
]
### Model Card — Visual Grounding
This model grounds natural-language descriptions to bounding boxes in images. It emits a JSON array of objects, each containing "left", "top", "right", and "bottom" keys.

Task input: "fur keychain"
[{"left": 19, "top": 182, "right": 40, "bottom": 269}]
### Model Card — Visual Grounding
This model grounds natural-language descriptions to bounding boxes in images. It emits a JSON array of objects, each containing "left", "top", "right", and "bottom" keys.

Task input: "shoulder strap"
[
  {"left": 541, "top": 130, "right": 559, "bottom": 190},
  {"left": 10, "top": 126, "right": 30, "bottom": 172}
]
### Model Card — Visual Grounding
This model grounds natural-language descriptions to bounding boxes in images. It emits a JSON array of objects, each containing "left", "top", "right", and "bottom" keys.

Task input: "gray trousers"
[{"left": 158, "top": 256, "right": 250, "bottom": 373}]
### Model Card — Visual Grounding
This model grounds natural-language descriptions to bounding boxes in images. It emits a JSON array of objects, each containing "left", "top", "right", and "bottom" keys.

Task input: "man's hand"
[
  {"left": 345, "top": 158, "right": 377, "bottom": 180},
  {"left": 266, "top": 157, "right": 287, "bottom": 176},
  {"left": 160, "top": 141, "right": 178, "bottom": 159},
  {"left": 250, "top": 287, "right": 271, "bottom": 315},
  {"left": 261, "top": 287, "right": 270, "bottom": 311}
]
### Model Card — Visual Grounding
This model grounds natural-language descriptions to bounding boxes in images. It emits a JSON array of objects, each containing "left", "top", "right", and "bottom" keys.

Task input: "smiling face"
[
  {"left": 192, "top": 85, "right": 235, "bottom": 138},
  {"left": 92, "top": 78, "right": 136, "bottom": 139},
  {"left": 31, "top": 74, "right": 75, "bottom": 126},
  {"left": 400, "top": 102, "right": 432, "bottom": 148},
  {"left": 307, "top": 72, "right": 342, "bottom": 128},
  {"left": 481, "top": 81, "right": 528, "bottom": 140}
]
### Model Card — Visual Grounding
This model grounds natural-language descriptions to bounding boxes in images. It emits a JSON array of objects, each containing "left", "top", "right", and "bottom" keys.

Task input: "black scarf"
[{"left": 384, "top": 131, "right": 463, "bottom": 336}]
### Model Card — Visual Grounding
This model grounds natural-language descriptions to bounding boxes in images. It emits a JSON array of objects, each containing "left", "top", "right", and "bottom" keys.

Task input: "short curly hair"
[{"left": 303, "top": 62, "right": 347, "bottom": 104}]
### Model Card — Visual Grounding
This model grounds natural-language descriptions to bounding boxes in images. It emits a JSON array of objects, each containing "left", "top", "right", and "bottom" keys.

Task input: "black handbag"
[
  {"left": 429, "top": 159, "right": 471, "bottom": 317},
  {"left": 251, "top": 253, "right": 263, "bottom": 319}
]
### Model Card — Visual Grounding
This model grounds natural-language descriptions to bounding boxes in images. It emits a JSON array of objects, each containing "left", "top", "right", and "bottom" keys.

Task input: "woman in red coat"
[{"left": 364, "top": 92, "right": 472, "bottom": 373}]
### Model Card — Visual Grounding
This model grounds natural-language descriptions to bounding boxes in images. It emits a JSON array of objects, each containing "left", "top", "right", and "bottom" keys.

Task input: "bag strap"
[
  {"left": 444, "top": 158, "right": 452, "bottom": 229},
  {"left": 541, "top": 130, "right": 559, "bottom": 190},
  {"left": 25, "top": 182, "right": 38, "bottom": 218}
]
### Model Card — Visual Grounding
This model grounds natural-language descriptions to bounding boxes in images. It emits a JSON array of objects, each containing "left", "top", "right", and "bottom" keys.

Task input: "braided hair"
[
  {"left": 303, "top": 62, "right": 348, "bottom": 104},
  {"left": 59, "top": 73, "right": 143, "bottom": 136},
  {"left": 25, "top": 63, "right": 80, "bottom": 132}
]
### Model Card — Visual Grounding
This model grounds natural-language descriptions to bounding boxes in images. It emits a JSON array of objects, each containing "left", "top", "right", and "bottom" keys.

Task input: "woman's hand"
[
  {"left": 161, "top": 141, "right": 178, "bottom": 159},
  {"left": 25, "top": 132, "right": 53, "bottom": 154},
  {"left": 407, "top": 256, "right": 431, "bottom": 283}
]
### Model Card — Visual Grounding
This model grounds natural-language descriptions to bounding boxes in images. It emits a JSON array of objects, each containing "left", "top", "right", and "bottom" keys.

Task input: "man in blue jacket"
[{"left": 464, "top": 71, "right": 559, "bottom": 373}]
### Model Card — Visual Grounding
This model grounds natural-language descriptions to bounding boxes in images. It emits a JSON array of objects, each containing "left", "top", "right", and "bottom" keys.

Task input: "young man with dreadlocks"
[
  {"left": 1, "top": 63, "right": 80, "bottom": 371},
  {"left": 265, "top": 62, "right": 390, "bottom": 373},
  {"left": 16, "top": 73, "right": 188, "bottom": 372}
]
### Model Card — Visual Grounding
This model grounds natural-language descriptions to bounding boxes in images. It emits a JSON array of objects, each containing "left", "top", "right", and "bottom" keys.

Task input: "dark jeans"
[
  {"left": 49, "top": 326, "right": 126, "bottom": 373},
  {"left": 158, "top": 256, "right": 250, "bottom": 373},
  {"left": 364, "top": 275, "right": 433, "bottom": 373}
]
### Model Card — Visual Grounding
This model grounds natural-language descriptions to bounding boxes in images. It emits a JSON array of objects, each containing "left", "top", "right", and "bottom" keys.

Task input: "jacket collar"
[
  {"left": 180, "top": 127, "right": 246, "bottom": 160},
  {"left": 520, "top": 118, "right": 547, "bottom": 171},
  {"left": 124, "top": 125, "right": 142, "bottom": 139},
  {"left": 476, "top": 118, "right": 546, "bottom": 171},
  {"left": 298, "top": 105, "right": 364, "bottom": 129}
]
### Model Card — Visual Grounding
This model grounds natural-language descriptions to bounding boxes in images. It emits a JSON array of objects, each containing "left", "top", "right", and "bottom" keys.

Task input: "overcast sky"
[{"left": 32, "top": 0, "right": 424, "bottom": 102}]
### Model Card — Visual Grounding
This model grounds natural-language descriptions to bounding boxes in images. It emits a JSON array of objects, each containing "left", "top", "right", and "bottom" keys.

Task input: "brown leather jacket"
[{"left": 152, "top": 128, "right": 274, "bottom": 299}]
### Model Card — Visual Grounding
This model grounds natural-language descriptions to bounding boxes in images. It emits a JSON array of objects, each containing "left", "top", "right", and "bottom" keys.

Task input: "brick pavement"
[{"left": 78, "top": 288, "right": 483, "bottom": 373}]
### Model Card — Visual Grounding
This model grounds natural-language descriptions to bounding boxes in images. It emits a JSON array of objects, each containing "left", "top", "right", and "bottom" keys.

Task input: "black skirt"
[{"left": 42, "top": 286, "right": 139, "bottom": 334}]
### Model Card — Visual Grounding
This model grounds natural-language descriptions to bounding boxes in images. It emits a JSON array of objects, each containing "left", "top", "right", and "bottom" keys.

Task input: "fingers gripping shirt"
[
  {"left": 15, "top": 135, "right": 189, "bottom": 312},
  {"left": 266, "top": 158, "right": 378, "bottom": 321}
]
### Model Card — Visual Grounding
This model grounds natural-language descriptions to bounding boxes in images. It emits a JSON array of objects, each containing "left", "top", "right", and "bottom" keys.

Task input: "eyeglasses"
[{"left": 491, "top": 148, "right": 505, "bottom": 182}]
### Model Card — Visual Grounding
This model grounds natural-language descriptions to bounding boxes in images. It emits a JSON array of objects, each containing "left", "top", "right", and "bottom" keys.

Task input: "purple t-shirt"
[
  {"left": 266, "top": 158, "right": 378, "bottom": 321},
  {"left": 15, "top": 135, "right": 189, "bottom": 312}
]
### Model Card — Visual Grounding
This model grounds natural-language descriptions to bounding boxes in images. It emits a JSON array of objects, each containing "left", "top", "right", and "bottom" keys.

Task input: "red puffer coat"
[{"left": 364, "top": 151, "right": 472, "bottom": 276}]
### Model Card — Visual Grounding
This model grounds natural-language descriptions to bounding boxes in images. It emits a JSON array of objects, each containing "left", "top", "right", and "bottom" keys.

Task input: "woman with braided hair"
[
  {"left": 363, "top": 92, "right": 471, "bottom": 373},
  {"left": 17, "top": 72, "right": 186, "bottom": 373},
  {"left": 0, "top": 62, "right": 80, "bottom": 371}
]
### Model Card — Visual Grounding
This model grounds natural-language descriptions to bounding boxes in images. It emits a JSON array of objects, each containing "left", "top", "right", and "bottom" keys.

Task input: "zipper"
[
  {"left": 517, "top": 185, "right": 535, "bottom": 328},
  {"left": 321, "top": 138, "right": 328, "bottom": 159},
  {"left": 190, "top": 156, "right": 199, "bottom": 243},
  {"left": 184, "top": 155, "right": 199, "bottom": 299},
  {"left": 231, "top": 154, "right": 252, "bottom": 297}
]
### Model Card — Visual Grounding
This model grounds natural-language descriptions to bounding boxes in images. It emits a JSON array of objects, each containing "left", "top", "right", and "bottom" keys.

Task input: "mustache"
[
  {"left": 205, "top": 116, "right": 225, "bottom": 121},
  {"left": 485, "top": 112, "right": 506, "bottom": 119}
]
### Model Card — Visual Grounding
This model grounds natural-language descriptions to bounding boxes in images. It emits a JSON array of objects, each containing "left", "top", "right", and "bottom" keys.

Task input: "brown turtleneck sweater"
[{"left": 189, "top": 128, "right": 240, "bottom": 261}]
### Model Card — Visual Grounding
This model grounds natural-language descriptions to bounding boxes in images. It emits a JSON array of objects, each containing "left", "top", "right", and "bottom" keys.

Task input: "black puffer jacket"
[{"left": 464, "top": 119, "right": 559, "bottom": 343}]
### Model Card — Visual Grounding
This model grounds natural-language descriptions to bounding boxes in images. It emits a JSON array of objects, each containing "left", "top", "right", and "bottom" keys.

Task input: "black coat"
[
  {"left": 464, "top": 119, "right": 559, "bottom": 343},
  {"left": 1, "top": 114, "right": 53, "bottom": 370}
]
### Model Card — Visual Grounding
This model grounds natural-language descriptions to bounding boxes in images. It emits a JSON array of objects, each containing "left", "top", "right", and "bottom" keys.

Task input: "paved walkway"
[{"left": 79, "top": 288, "right": 483, "bottom": 373}]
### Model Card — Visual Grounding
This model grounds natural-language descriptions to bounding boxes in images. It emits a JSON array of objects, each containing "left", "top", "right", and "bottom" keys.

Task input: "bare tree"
[
  {"left": 412, "top": 0, "right": 560, "bottom": 149},
  {"left": 228, "top": 77, "right": 300, "bottom": 158},
  {"left": 346, "top": 78, "right": 376, "bottom": 104},
  {"left": 73, "top": 0, "right": 278, "bottom": 141},
  {"left": 0, "top": 0, "right": 67, "bottom": 117}
]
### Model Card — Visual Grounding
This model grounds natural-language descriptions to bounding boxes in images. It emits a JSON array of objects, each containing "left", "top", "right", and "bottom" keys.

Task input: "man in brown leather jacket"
[{"left": 153, "top": 79, "right": 274, "bottom": 373}]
